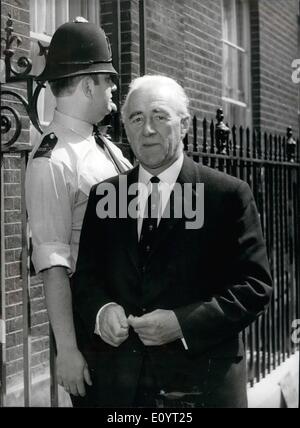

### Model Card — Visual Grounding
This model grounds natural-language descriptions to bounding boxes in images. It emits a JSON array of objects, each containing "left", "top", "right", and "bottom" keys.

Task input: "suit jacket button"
[{"left": 142, "top": 308, "right": 146, "bottom": 312}]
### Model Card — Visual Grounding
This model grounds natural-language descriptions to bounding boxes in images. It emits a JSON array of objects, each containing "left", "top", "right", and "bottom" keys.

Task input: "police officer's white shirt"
[{"left": 25, "top": 109, "right": 132, "bottom": 275}]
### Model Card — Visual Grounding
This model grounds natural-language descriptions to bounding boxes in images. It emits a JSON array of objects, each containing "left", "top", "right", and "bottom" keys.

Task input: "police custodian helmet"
[{"left": 36, "top": 17, "right": 117, "bottom": 82}]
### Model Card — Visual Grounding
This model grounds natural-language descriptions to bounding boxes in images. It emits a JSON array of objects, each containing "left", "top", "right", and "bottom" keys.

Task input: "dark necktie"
[
  {"left": 139, "top": 176, "right": 161, "bottom": 266},
  {"left": 93, "top": 125, "right": 127, "bottom": 173}
]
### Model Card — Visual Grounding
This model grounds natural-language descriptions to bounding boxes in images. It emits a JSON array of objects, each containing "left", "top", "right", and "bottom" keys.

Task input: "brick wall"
[
  {"left": 250, "top": 0, "right": 261, "bottom": 132},
  {"left": 1, "top": 0, "right": 50, "bottom": 393},
  {"left": 256, "top": 0, "right": 299, "bottom": 135},
  {"left": 184, "top": 0, "right": 223, "bottom": 122},
  {"left": 145, "top": 0, "right": 185, "bottom": 83},
  {"left": 101, "top": 0, "right": 140, "bottom": 105},
  {"left": 144, "top": 0, "right": 223, "bottom": 121}
]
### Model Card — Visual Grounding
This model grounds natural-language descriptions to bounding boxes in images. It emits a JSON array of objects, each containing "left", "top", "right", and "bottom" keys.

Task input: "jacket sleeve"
[
  {"left": 72, "top": 184, "right": 114, "bottom": 335},
  {"left": 174, "top": 181, "right": 273, "bottom": 355}
]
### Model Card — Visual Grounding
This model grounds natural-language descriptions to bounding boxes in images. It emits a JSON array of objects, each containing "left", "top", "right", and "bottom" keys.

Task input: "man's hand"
[
  {"left": 128, "top": 309, "right": 183, "bottom": 346},
  {"left": 56, "top": 347, "right": 92, "bottom": 397},
  {"left": 98, "top": 304, "right": 129, "bottom": 347}
]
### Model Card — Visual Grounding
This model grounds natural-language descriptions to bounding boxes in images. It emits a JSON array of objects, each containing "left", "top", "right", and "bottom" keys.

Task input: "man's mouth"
[{"left": 142, "top": 142, "right": 160, "bottom": 147}]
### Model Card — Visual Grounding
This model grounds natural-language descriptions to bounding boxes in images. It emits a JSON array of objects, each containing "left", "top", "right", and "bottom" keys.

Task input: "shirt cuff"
[
  {"left": 181, "top": 337, "right": 188, "bottom": 350},
  {"left": 32, "top": 242, "right": 71, "bottom": 274},
  {"left": 94, "top": 302, "right": 118, "bottom": 337}
]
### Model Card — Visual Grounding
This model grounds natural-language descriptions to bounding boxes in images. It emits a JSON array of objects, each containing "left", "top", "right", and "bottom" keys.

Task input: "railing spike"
[
  {"left": 215, "top": 108, "right": 230, "bottom": 155},
  {"left": 286, "top": 127, "right": 297, "bottom": 162}
]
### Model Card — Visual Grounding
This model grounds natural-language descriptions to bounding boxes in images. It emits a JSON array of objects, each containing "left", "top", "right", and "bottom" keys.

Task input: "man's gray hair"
[{"left": 121, "top": 74, "right": 190, "bottom": 119}]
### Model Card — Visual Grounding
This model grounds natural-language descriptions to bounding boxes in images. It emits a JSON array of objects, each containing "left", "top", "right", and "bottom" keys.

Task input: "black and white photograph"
[{"left": 0, "top": 0, "right": 299, "bottom": 411}]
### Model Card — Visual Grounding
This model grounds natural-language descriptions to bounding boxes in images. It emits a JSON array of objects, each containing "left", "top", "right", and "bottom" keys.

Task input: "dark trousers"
[{"left": 70, "top": 340, "right": 248, "bottom": 408}]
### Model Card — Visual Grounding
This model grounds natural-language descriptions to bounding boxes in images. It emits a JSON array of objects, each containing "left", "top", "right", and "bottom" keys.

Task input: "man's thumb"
[
  {"left": 117, "top": 307, "right": 129, "bottom": 328},
  {"left": 84, "top": 365, "right": 92, "bottom": 386}
]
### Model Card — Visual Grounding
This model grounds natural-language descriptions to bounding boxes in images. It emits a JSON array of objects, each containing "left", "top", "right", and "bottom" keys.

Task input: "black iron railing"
[{"left": 184, "top": 114, "right": 300, "bottom": 385}]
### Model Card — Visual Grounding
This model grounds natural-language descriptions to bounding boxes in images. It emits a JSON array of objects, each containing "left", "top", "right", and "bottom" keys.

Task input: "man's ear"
[
  {"left": 180, "top": 115, "right": 190, "bottom": 139},
  {"left": 81, "top": 76, "right": 94, "bottom": 99}
]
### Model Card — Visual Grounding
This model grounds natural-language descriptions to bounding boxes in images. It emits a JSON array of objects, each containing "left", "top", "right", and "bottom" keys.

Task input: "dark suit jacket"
[{"left": 72, "top": 155, "right": 272, "bottom": 408}]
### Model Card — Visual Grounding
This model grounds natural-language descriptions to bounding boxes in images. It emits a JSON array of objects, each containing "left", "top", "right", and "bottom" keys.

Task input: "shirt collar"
[
  {"left": 138, "top": 152, "right": 184, "bottom": 186},
  {"left": 53, "top": 109, "right": 93, "bottom": 139}
]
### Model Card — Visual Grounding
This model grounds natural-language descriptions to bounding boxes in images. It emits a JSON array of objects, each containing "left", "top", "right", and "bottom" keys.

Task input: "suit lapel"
[{"left": 119, "top": 166, "right": 141, "bottom": 275}]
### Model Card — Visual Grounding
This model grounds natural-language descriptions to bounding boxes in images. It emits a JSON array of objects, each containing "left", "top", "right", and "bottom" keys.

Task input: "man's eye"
[
  {"left": 154, "top": 114, "right": 166, "bottom": 121},
  {"left": 131, "top": 116, "right": 143, "bottom": 124}
]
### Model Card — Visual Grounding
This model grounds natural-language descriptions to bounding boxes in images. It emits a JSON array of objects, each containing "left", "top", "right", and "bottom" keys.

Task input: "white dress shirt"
[{"left": 137, "top": 153, "right": 184, "bottom": 239}]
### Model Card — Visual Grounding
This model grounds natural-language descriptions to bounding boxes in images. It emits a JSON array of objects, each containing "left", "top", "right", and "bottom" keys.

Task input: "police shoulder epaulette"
[{"left": 33, "top": 132, "right": 58, "bottom": 159}]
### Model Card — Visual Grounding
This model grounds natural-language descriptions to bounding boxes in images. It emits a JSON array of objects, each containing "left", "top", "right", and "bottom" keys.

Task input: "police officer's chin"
[{"left": 104, "top": 102, "right": 116, "bottom": 116}]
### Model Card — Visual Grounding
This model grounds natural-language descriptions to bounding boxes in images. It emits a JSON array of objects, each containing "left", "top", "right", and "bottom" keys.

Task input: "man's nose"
[
  {"left": 142, "top": 119, "right": 156, "bottom": 136},
  {"left": 111, "top": 83, "right": 117, "bottom": 92}
]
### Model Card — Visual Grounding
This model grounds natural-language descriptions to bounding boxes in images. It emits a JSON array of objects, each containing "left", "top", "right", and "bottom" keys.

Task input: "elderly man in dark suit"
[{"left": 72, "top": 75, "right": 272, "bottom": 408}]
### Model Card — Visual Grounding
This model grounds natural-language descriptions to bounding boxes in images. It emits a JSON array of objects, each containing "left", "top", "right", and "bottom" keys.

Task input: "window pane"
[
  {"left": 45, "top": 0, "right": 55, "bottom": 35},
  {"left": 30, "top": 0, "right": 55, "bottom": 35},
  {"left": 223, "top": 101, "right": 247, "bottom": 128},
  {"left": 223, "top": 44, "right": 241, "bottom": 100},
  {"left": 222, "top": 0, "right": 251, "bottom": 127},
  {"left": 87, "top": 0, "right": 100, "bottom": 24},
  {"left": 237, "top": 50, "right": 247, "bottom": 103},
  {"left": 223, "top": 45, "right": 247, "bottom": 103},
  {"left": 30, "top": 0, "right": 46, "bottom": 34},
  {"left": 223, "top": 0, "right": 235, "bottom": 43},
  {"left": 236, "top": 0, "right": 245, "bottom": 48},
  {"left": 69, "top": 0, "right": 82, "bottom": 21},
  {"left": 68, "top": 0, "right": 99, "bottom": 24},
  {"left": 55, "top": 0, "right": 69, "bottom": 29}
]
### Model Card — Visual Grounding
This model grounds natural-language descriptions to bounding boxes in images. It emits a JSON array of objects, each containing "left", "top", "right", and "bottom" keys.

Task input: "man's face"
[
  {"left": 92, "top": 74, "right": 117, "bottom": 122},
  {"left": 124, "top": 84, "right": 189, "bottom": 174}
]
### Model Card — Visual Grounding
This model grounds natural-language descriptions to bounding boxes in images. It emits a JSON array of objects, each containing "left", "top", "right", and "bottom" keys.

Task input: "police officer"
[{"left": 25, "top": 18, "right": 132, "bottom": 402}]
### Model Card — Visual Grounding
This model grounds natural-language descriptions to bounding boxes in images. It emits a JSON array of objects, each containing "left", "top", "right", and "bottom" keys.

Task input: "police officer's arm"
[
  {"left": 25, "top": 157, "right": 91, "bottom": 396},
  {"left": 42, "top": 267, "right": 92, "bottom": 395}
]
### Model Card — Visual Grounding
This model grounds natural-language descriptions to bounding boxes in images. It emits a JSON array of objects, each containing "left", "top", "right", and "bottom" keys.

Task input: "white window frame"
[{"left": 221, "top": 0, "right": 252, "bottom": 128}]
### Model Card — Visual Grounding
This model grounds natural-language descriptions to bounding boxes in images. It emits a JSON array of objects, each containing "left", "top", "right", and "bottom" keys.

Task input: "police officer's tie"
[
  {"left": 93, "top": 125, "right": 127, "bottom": 173},
  {"left": 139, "top": 176, "right": 161, "bottom": 267}
]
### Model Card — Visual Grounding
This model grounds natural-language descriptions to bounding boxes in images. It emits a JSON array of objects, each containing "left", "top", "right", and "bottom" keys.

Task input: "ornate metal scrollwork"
[
  {"left": 215, "top": 108, "right": 230, "bottom": 155},
  {"left": 1, "top": 105, "right": 21, "bottom": 148},
  {"left": 286, "top": 127, "right": 297, "bottom": 163},
  {"left": 1, "top": 13, "right": 33, "bottom": 80},
  {"left": 37, "top": 41, "right": 49, "bottom": 62},
  {"left": 1, "top": 15, "right": 44, "bottom": 149},
  {"left": 1, "top": 84, "right": 45, "bottom": 148}
]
